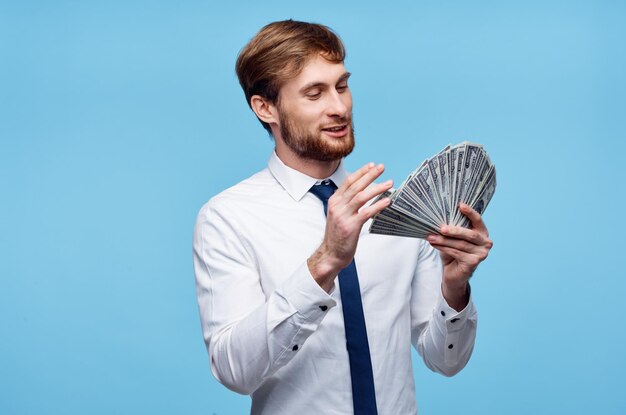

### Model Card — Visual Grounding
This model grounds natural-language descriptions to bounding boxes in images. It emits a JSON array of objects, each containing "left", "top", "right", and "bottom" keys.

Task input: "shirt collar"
[{"left": 268, "top": 150, "right": 349, "bottom": 201}]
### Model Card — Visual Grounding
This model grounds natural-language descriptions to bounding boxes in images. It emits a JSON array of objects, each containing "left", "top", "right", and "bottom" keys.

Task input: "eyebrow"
[{"left": 299, "top": 72, "right": 352, "bottom": 94}]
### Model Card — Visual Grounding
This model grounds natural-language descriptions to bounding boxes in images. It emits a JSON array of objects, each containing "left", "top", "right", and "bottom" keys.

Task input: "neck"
[{"left": 275, "top": 143, "right": 341, "bottom": 179}]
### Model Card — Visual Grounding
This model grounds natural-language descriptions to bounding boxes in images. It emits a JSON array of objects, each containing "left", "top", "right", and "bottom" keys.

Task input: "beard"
[{"left": 277, "top": 106, "right": 355, "bottom": 162}]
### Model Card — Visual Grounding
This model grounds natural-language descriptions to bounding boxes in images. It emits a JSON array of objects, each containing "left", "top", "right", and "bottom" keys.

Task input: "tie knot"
[{"left": 309, "top": 180, "right": 337, "bottom": 203}]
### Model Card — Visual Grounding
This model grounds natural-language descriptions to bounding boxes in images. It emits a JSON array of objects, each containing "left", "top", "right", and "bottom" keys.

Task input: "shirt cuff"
[
  {"left": 271, "top": 262, "right": 338, "bottom": 366},
  {"left": 279, "top": 261, "right": 337, "bottom": 319},
  {"left": 435, "top": 284, "right": 476, "bottom": 332},
  {"left": 434, "top": 284, "right": 477, "bottom": 365}
]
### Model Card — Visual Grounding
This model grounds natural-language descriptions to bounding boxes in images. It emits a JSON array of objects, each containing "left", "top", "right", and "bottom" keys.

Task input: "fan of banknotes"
[{"left": 369, "top": 141, "right": 496, "bottom": 239}]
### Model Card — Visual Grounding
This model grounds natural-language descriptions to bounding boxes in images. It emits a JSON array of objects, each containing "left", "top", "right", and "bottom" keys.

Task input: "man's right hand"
[{"left": 307, "top": 162, "right": 393, "bottom": 292}]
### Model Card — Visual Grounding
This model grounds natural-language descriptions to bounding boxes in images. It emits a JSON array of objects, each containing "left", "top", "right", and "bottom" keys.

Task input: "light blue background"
[{"left": 2, "top": 1, "right": 625, "bottom": 414}]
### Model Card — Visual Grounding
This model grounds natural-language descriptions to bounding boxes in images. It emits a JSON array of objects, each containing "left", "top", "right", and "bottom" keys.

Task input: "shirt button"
[
  {"left": 440, "top": 310, "right": 446, "bottom": 317},
  {"left": 319, "top": 305, "right": 328, "bottom": 311},
  {"left": 448, "top": 344, "right": 454, "bottom": 349},
  {"left": 451, "top": 318, "right": 460, "bottom": 323},
  {"left": 292, "top": 345, "right": 299, "bottom": 351}
]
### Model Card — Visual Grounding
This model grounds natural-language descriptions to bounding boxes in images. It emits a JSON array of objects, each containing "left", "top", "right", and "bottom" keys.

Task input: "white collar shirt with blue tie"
[{"left": 193, "top": 151, "right": 477, "bottom": 414}]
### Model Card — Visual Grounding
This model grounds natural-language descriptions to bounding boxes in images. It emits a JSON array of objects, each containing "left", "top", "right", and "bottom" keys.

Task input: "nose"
[{"left": 326, "top": 89, "right": 351, "bottom": 118}]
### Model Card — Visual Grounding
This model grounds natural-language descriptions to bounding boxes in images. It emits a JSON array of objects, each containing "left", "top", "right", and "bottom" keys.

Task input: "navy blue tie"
[{"left": 309, "top": 180, "right": 378, "bottom": 415}]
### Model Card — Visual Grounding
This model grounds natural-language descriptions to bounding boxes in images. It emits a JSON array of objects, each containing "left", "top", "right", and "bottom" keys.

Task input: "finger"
[
  {"left": 430, "top": 243, "right": 485, "bottom": 269},
  {"left": 431, "top": 244, "right": 481, "bottom": 280},
  {"left": 439, "top": 225, "right": 486, "bottom": 245},
  {"left": 427, "top": 234, "right": 482, "bottom": 254},
  {"left": 335, "top": 162, "right": 375, "bottom": 196},
  {"left": 459, "top": 203, "right": 488, "bottom": 235},
  {"left": 342, "top": 163, "right": 385, "bottom": 201},
  {"left": 429, "top": 244, "right": 467, "bottom": 261},
  {"left": 430, "top": 239, "right": 490, "bottom": 262},
  {"left": 357, "top": 195, "right": 391, "bottom": 221},
  {"left": 348, "top": 180, "right": 393, "bottom": 212}
]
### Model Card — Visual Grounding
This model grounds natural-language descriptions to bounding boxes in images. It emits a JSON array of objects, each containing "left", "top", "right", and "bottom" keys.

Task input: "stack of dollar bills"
[{"left": 369, "top": 142, "right": 496, "bottom": 239}]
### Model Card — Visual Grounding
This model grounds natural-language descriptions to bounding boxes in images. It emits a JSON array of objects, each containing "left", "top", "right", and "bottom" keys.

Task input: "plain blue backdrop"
[{"left": 2, "top": 1, "right": 625, "bottom": 414}]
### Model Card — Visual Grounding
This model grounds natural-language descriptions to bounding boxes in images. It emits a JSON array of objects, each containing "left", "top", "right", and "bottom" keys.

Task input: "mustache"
[{"left": 320, "top": 117, "right": 352, "bottom": 129}]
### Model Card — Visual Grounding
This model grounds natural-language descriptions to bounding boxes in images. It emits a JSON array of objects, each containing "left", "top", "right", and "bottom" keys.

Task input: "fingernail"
[
  {"left": 385, "top": 180, "right": 393, "bottom": 186},
  {"left": 427, "top": 235, "right": 436, "bottom": 242},
  {"left": 441, "top": 226, "right": 448, "bottom": 233}
]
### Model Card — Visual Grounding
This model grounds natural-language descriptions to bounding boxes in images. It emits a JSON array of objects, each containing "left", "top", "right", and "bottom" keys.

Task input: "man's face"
[{"left": 274, "top": 55, "right": 354, "bottom": 162}]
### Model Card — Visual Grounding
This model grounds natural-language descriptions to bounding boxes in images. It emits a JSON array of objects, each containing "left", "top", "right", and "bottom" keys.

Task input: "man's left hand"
[{"left": 427, "top": 203, "right": 493, "bottom": 311}]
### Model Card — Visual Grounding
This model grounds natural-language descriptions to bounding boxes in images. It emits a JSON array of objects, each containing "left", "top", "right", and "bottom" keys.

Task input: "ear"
[{"left": 250, "top": 95, "right": 279, "bottom": 125}]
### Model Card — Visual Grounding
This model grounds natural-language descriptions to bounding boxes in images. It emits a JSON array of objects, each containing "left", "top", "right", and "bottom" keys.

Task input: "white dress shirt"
[{"left": 193, "top": 151, "right": 477, "bottom": 415}]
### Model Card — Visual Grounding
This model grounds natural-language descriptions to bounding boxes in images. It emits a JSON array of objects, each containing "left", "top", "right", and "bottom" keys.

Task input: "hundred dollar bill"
[
  {"left": 369, "top": 141, "right": 496, "bottom": 239},
  {"left": 436, "top": 146, "right": 452, "bottom": 223},
  {"left": 453, "top": 143, "right": 486, "bottom": 224}
]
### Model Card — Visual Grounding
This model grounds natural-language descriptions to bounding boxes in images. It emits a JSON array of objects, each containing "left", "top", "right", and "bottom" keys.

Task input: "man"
[{"left": 193, "top": 20, "right": 493, "bottom": 414}]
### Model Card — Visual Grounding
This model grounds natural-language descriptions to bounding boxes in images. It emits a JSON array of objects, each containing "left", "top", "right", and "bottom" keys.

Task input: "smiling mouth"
[{"left": 321, "top": 124, "right": 348, "bottom": 133}]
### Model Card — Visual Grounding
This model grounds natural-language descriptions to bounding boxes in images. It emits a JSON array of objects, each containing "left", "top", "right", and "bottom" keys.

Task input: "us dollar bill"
[{"left": 369, "top": 141, "right": 496, "bottom": 239}]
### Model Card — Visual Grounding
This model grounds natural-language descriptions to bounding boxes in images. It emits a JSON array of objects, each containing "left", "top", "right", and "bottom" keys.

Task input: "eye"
[
  {"left": 305, "top": 89, "right": 322, "bottom": 99},
  {"left": 336, "top": 83, "right": 349, "bottom": 92}
]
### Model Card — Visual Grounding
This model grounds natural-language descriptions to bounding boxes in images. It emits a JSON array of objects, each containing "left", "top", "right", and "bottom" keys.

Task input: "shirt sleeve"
[
  {"left": 410, "top": 241, "right": 478, "bottom": 376},
  {"left": 193, "top": 200, "right": 337, "bottom": 395}
]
